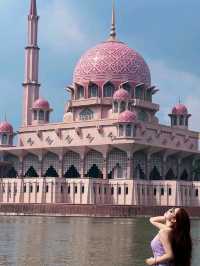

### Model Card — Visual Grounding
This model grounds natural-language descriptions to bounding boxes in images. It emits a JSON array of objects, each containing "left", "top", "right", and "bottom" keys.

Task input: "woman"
[{"left": 145, "top": 207, "right": 192, "bottom": 266}]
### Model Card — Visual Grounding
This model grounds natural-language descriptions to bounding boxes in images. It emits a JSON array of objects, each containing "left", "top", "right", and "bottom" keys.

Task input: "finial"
[
  {"left": 30, "top": 0, "right": 37, "bottom": 16},
  {"left": 108, "top": 0, "right": 117, "bottom": 41}
]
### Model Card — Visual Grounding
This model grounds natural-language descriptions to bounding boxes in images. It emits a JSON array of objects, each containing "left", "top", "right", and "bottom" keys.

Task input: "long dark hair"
[{"left": 170, "top": 208, "right": 192, "bottom": 266}]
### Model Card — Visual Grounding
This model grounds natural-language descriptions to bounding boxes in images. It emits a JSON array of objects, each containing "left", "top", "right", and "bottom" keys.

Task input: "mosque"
[{"left": 0, "top": 0, "right": 199, "bottom": 209}]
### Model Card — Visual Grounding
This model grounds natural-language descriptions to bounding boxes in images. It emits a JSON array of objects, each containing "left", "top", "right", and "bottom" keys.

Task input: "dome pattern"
[
  {"left": 0, "top": 121, "right": 13, "bottom": 134},
  {"left": 118, "top": 110, "right": 137, "bottom": 123},
  {"left": 172, "top": 104, "right": 188, "bottom": 115},
  {"left": 73, "top": 41, "right": 151, "bottom": 87},
  {"left": 33, "top": 98, "right": 50, "bottom": 109},
  {"left": 113, "top": 88, "right": 129, "bottom": 101}
]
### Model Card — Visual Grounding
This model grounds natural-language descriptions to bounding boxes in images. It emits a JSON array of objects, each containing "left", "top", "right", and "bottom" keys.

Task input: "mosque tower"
[{"left": 22, "top": 0, "right": 40, "bottom": 126}]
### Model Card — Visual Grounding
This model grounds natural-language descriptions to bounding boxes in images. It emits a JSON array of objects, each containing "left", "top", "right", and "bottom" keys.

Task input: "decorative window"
[
  {"left": 180, "top": 115, "right": 184, "bottom": 125},
  {"left": 113, "top": 101, "right": 118, "bottom": 113},
  {"left": 120, "top": 101, "right": 126, "bottom": 113},
  {"left": 63, "top": 151, "right": 81, "bottom": 178},
  {"left": 118, "top": 187, "right": 121, "bottom": 195},
  {"left": 172, "top": 116, "right": 177, "bottom": 126},
  {"left": 122, "top": 83, "right": 131, "bottom": 94},
  {"left": 4, "top": 154, "right": 20, "bottom": 177},
  {"left": 103, "top": 82, "right": 114, "bottom": 97},
  {"left": 2, "top": 134, "right": 7, "bottom": 145},
  {"left": 126, "top": 124, "right": 132, "bottom": 137},
  {"left": 34, "top": 110, "right": 37, "bottom": 120},
  {"left": 79, "top": 108, "right": 94, "bottom": 120},
  {"left": 133, "top": 152, "right": 146, "bottom": 179},
  {"left": 107, "top": 148, "right": 128, "bottom": 179},
  {"left": 146, "top": 90, "right": 152, "bottom": 101},
  {"left": 77, "top": 85, "right": 84, "bottom": 99},
  {"left": 138, "top": 110, "right": 148, "bottom": 122},
  {"left": 135, "top": 86, "right": 143, "bottom": 99},
  {"left": 118, "top": 125, "right": 124, "bottom": 137},
  {"left": 88, "top": 83, "right": 98, "bottom": 98},
  {"left": 85, "top": 150, "right": 103, "bottom": 178},
  {"left": 39, "top": 110, "right": 44, "bottom": 120},
  {"left": 23, "top": 153, "right": 40, "bottom": 177},
  {"left": 43, "top": 152, "right": 59, "bottom": 177}
]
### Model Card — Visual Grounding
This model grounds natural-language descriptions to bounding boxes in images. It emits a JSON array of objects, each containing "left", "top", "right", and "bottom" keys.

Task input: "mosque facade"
[{"left": 0, "top": 0, "right": 200, "bottom": 208}]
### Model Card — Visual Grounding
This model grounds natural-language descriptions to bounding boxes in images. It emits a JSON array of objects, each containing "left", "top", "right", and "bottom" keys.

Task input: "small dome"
[
  {"left": 33, "top": 98, "right": 50, "bottom": 109},
  {"left": 172, "top": 103, "right": 188, "bottom": 115},
  {"left": 118, "top": 110, "right": 137, "bottom": 123},
  {"left": 113, "top": 88, "right": 129, "bottom": 101},
  {"left": 0, "top": 121, "right": 13, "bottom": 134}
]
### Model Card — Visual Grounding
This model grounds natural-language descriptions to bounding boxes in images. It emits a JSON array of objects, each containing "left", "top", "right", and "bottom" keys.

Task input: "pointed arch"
[
  {"left": 43, "top": 152, "right": 59, "bottom": 177},
  {"left": 79, "top": 108, "right": 94, "bottom": 120},
  {"left": 166, "top": 156, "right": 178, "bottom": 179},
  {"left": 165, "top": 168, "right": 176, "bottom": 180},
  {"left": 23, "top": 153, "right": 40, "bottom": 177},
  {"left": 150, "top": 166, "right": 161, "bottom": 180},
  {"left": 88, "top": 82, "right": 98, "bottom": 98},
  {"left": 103, "top": 81, "right": 115, "bottom": 97},
  {"left": 76, "top": 83, "right": 84, "bottom": 99},
  {"left": 107, "top": 148, "right": 127, "bottom": 179},
  {"left": 180, "top": 169, "right": 189, "bottom": 181},
  {"left": 135, "top": 83, "right": 144, "bottom": 99},
  {"left": 133, "top": 151, "right": 147, "bottom": 179},
  {"left": 85, "top": 150, "right": 104, "bottom": 178},
  {"left": 63, "top": 151, "right": 81, "bottom": 178},
  {"left": 121, "top": 82, "right": 131, "bottom": 94},
  {"left": 4, "top": 154, "right": 20, "bottom": 177},
  {"left": 44, "top": 165, "right": 59, "bottom": 177},
  {"left": 7, "top": 167, "right": 18, "bottom": 178},
  {"left": 149, "top": 153, "right": 162, "bottom": 179}
]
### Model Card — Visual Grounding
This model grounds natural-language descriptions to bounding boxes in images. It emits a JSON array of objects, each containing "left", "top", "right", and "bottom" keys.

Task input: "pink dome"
[
  {"left": 118, "top": 110, "right": 137, "bottom": 123},
  {"left": 0, "top": 121, "right": 13, "bottom": 134},
  {"left": 113, "top": 88, "right": 129, "bottom": 101},
  {"left": 33, "top": 98, "right": 50, "bottom": 109},
  {"left": 73, "top": 41, "right": 151, "bottom": 87},
  {"left": 172, "top": 103, "right": 188, "bottom": 115}
]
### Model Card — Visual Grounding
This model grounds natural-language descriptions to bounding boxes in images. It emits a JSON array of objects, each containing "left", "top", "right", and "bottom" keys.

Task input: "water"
[{"left": 0, "top": 216, "right": 199, "bottom": 266}]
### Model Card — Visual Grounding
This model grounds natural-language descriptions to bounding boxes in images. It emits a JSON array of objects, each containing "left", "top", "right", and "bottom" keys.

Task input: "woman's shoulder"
[{"left": 159, "top": 227, "right": 172, "bottom": 238}]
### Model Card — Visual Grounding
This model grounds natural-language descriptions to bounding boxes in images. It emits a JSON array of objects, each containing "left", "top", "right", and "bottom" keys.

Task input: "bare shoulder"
[{"left": 159, "top": 228, "right": 172, "bottom": 239}]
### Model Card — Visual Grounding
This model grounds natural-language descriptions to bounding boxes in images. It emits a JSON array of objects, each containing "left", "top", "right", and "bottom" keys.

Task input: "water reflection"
[{"left": 0, "top": 216, "right": 198, "bottom": 266}]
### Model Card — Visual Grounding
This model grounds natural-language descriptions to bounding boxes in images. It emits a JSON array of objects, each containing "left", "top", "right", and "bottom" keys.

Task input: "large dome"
[{"left": 73, "top": 41, "right": 151, "bottom": 87}]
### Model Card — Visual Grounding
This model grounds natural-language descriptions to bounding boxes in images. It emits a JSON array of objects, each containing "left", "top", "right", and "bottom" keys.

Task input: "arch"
[
  {"left": 88, "top": 83, "right": 98, "bottom": 98},
  {"left": 79, "top": 108, "right": 94, "bottom": 120},
  {"left": 107, "top": 148, "right": 127, "bottom": 179},
  {"left": 7, "top": 167, "right": 18, "bottom": 178},
  {"left": 138, "top": 110, "right": 148, "bottom": 122},
  {"left": 149, "top": 166, "right": 161, "bottom": 180},
  {"left": 43, "top": 152, "right": 59, "bottom": 177},
  {"left": 63, "top": 151, "right": 81, "bottom": 178},
  {"left": 2, "top": 134, "right": 8, "bottom": 145},
  {"left": 77, "top": 84, "right": 84, "bottom": 99},
  {"left": 85, "top": 150, "right": 104, "bottom": 178},
  {"left": 180, "top": 169, "right": 189, "bottom": 181},
  {"left": 133, "top": 151, "right": 147, "bottom": 179},
  {"left": 23, "top": 153, "right": 40, "bottom": 177},
  {"left": 126, "top": 124, "right": 132, "bottom": 137},
  {"left": 149, "top": 154, "right": 162, "bottom": 180},
  {"left": 165, "top": 168, "right": 176, "bottom": 180},
  {"left": 4, "top": 154, "right": 20, "bottom": 177},
  {"left": 103, "top": 81, "right": 115, "bottom": 97},
  {"left": 180, "top": 158, "right": 192, "bottom": 181},
  {"left": 166, "top": 157, "right": 178, "bottom": 179},
  {"left": 24, "top": 166, "right": 39, "bottom": 178},
  {"left": 118, "top": 124, "right": 124, "bottom": 137},
  {"left": 44, "top": 166, "right": 59, "bottom": 177},
  {"left": 135, "top": 84, "right": 144, "bottom": 99},
  {"left": 122, "top": 82, "right": 131, "bottom": 94}
]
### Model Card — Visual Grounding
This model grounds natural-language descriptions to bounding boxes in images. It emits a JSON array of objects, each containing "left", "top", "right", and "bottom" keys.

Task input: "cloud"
[
  {"left": 149, "top": 59, "right": 200, "bottom": 131},
  {"left": 39, "top": 0, "right": 87, "bottom": 53}
]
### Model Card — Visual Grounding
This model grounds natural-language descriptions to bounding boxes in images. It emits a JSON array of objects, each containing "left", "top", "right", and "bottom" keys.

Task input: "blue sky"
[{"left": 0, "top": 0, "right": 200, "bottom": 131}]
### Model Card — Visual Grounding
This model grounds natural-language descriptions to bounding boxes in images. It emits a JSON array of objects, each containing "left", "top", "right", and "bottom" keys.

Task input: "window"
[
  {"left": 99, "top": 187, "right": 101, "bottom": 194},
  {"left": 185, "top": 118, "right": 188, "bottom": 127},
  {"left": 111, "top": 187, "right": 114, "bottom": 195},
  {"left": 2, "top": 134, "right": 7, "bottom": 145},
  {"left": 74, "top": 186, "right": 77, "bottom": 194},
  {"left": 46, "top": 185, "right": 49, "bottom": 193},
  {"left": 126, "top": 124, "right": 132, "bottom": 137},
  {"left": 119, "top": 125, "right": 124, "bottom": 137},
  {"left": 168, "top": 188, "right": 172, "bottom": 196},
  {"left": 172, "top": 116, "right": 177, "bottom": 126},
  {"left": 118, "top": 187, "right": 121, "bottom": 195},
  {"left": 34, "top": 110, "right": 37, "bottom": 120},
  {"left": 24, "top": 185, "right": 26, "bottom": 193},
  {"left": 113, "top": 102, "right": 118, "bottom": 113},
  {"left": 61, "top": 185, "right": 63, "bottom": 193},
  {"left": 138, "top": 110, "right": 148, "bottom": 122},
  {"left": 104, "top": 187, "right": 107, "bottom": 194},
  {"left": 45, "top": 111, "right": 49, "bottom": 122},
  {"left": 154, "top": 188, "right": 157, "bottom": 196},
  {"left": 146, "top": 90, "right": 152, "bottom": 101},
  {"left": 80, "top": 108, "right": 94, "bottom": 120},
  {"left": 30, "top": 185, "right": 33, "bottom": 193},
  {"left": 37, "top": 185, "right": 39, "bottom": 193},
  {"left": 122, "top": 83, "right": 131, "bottom": 94},
  {"left": 135, "top": 86, "right": 143, "bottom": 99},
  {"left": 39, "top": 110, "right": 44, "bottom": 120},
  {"left": 180, "top": 116, "right": 184, "bottom": 126},
  {"left": 93, "top": 186, "right": 96, "bottom": 194},
  {"left": 82, "top": 186, "right": 84, "bottom": 194},
  {"left": 125, "top": 187, "right": 128, "bottom": 195},
  {"left": 88, "top": 84, "right": 98, "bottom": 98},
  {"left": 195, "top": 189, "right": 198, "bottom": 197},
  {"left": 161, "top": 188, "right": 164, "bottom": 196},
  {"left": 120, "top": 101, "right": 126, "bottom": 113},
  {"left": 68, "top": 186, "right": 71, "bottom": 194},
  {"left": 103, "top": 82, "right": 114, "bottom": 97},
  {"left": 77, "top": 85, "right": 84, "bottom": 99}
]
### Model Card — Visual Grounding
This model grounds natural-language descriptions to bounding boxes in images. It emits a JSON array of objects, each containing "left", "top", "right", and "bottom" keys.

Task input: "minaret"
[
  {"left": 22, "top": 0, "right": 40, "bottom": 126},
  {"left": 108, "top": 0, "right": 117, "bottom": 41}
]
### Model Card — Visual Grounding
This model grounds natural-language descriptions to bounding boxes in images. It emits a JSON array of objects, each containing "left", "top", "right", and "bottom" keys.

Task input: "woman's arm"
[
  {"left": 149, "top": 216, "right": 166, "bottom": 230},
  {"left": 145, "top": 228, "right": 174, "bottom": 266}
]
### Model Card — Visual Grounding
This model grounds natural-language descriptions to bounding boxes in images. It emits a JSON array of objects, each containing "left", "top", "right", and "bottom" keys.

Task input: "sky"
[{"left": 0, "top": 0, "right": 200, "bottom": 131}]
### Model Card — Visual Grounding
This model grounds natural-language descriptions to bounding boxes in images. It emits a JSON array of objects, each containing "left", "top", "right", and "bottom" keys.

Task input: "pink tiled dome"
[
  {"left": 73, "top": 41, "right": 151, "bottom": 87},
  {"left": 113, "top": 88, "right": 129, "bottom": 101},
  {"left": 0, "top": 121, "right": 13, "bottom": 134},
  {"left": 118, "top": 110, "right": 137, "bottom": 123},
  {"left": 33, "top": 98, "right": 50, "bottom": 109},
  {"left": 172, "top": 103, "right": 188, "bottom": 115}
]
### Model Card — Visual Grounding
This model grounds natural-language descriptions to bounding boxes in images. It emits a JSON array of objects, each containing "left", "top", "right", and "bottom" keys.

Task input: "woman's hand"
[{"left": 145, "top": 257, "right": 156, "bottom": 265}]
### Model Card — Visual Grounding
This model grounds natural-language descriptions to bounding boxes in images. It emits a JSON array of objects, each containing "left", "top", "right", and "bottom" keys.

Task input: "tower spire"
[
  {"left": 108, "top": 0, "right": 117, "bottom": 41},
  {"left": 30, "top": 0, "right": 37, "bottom": 16}
]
